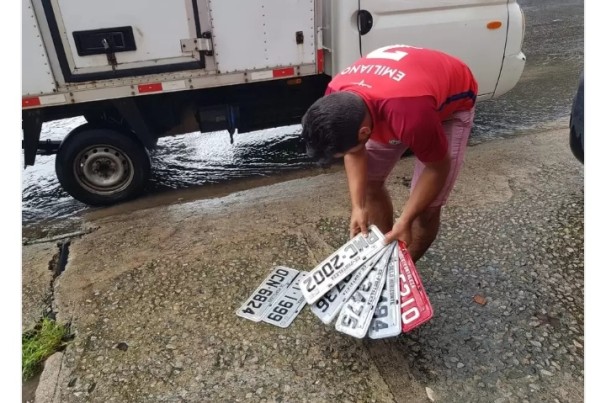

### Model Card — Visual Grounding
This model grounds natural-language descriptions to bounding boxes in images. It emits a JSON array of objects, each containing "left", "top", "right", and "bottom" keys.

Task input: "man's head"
[{"left": 301, "top": 91, "right": 372, "bottom": 165}]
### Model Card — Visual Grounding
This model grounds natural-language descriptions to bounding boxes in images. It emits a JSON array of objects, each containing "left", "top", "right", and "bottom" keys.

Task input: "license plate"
[
  {"left": 310, "top": 244, "right": 391, "bottom": 324},
  {"left": 301, "top": 225, "right": 386, "bottom": 304},
  {"left": 262, "top": 272, "right": 308, "bottom": 328},
  {"left": 236, "top": 266, "right": 299, "bottom": 322},
  {"left": 335, "top": 250, "right": 389, "bottom": 339},
  {"left": 368, "top": 243, "right": 402, "bottom": 339},
  {"left": 398, "top": 242, "right": 434, "bottom": 332}
]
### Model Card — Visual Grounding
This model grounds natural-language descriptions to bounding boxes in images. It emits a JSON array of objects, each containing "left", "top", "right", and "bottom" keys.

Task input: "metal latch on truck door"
[
  {"left": 180, "top": 31, "right": 213, "bottom": 56},
  {"left": 102, "top": 38, "right": 118, "bottom": 71}
]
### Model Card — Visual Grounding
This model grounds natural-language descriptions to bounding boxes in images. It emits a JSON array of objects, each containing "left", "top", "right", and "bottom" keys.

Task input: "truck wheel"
[{"left": 55, "top": 124, "right": 151, "bottom": 206}]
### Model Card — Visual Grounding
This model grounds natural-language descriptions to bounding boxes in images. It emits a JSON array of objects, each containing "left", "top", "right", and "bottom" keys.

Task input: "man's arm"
[
  {"left": 344, "top": 147, "right": 369, "bottom": 237},
  {"left": 383, "top": 153, "right": 450, "bottom": 245},
  {"left": 379, "top": 96, "right": 450, "bottom": 245},
  {"left": 403, "top": 153, "right": 450, "bottom": 220}
]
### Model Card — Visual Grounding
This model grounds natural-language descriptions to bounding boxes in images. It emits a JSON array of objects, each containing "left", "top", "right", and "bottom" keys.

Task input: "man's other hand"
[{"left": 383, "top": 217, "right": 412, "bottom": 246}]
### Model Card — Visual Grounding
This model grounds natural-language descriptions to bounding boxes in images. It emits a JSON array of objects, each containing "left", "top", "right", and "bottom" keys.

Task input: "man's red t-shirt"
[{"left": 325, "top": 45, "right": 478, "bottom": 163}]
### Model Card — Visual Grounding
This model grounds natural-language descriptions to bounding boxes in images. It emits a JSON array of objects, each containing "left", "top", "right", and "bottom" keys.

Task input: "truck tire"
[{"left": 55, "top": 124, "right": 151, "bottom": 206}]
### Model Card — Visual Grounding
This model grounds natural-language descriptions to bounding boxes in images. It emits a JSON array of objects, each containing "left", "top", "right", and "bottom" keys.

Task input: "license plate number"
[
  {"left": 368, "top": 244, "right": 402, "bottom": 339},
  {"left": 311, "top": 244, "right": 391, "bottom": 324},
  {"left": 335, "top": 251, "right": 389, "bottom": 339},
  {"left": 398, "top": 242, "right": 433, "bottom": 332},
  {"left": 262, "top": 272, "right": 308, "bottom": 328},
  {"left": 236, "top": 266, "right": 299, "bottom": 322},
  {"left": 301, "top": 225, "right": 385, "bottom": 304}
]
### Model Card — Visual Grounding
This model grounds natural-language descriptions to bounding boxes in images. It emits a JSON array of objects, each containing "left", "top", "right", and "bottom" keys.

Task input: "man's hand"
[
  {"left": 383, "top": 217, "right": 412, "bottom": 246},
  {"left": 350, "top": 206, "right": 369, "bottom": 238},
  {"left": 344, "top": 146, "right": 369, "bottom": 239}
]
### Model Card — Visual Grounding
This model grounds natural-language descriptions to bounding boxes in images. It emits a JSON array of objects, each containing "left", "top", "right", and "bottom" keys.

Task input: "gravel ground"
[{"left": 392, "top": 163, "right": 584, "bottom": 403}]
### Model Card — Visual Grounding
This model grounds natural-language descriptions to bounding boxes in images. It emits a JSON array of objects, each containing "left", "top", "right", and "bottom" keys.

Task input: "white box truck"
[{"left": 22, "top": 0, "right": 526, "bottom": 205}]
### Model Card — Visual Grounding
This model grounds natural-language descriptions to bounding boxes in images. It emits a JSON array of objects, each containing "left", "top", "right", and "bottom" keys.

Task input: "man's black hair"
[{"left": 301, "top": 91, "right": 367, "bottom": 166}]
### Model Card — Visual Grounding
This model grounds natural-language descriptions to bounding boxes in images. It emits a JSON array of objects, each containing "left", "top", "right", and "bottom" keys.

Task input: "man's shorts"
[{"left": 365, "top": 107, "right": 475, "bottom": 208}]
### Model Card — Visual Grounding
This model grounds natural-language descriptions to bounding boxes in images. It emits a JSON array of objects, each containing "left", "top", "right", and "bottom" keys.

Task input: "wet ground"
[{"left": 21, "top": 0, "right": 584, "bottom": 237}]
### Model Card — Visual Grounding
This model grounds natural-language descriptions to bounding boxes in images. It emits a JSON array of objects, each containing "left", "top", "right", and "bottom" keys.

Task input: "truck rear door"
[
  {"left": 357, "top": 0, "right": 509, "bottom": 97},
  {"left": 40, "top": 0, "right": 211, "bottom": 82},
  {"left": 207, "top": 0, "right": 316, "bottom": 75}
]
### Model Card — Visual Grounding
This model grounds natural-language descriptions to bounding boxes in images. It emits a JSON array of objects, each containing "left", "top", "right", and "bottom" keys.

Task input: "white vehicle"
[{"left": 22, "top": 0, "right": 526, "bottom": 205}]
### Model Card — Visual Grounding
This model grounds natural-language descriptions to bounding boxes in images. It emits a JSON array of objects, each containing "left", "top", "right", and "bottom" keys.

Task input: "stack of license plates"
[{"left": 236, "top": 225, "right": 433, "bottom": 339}]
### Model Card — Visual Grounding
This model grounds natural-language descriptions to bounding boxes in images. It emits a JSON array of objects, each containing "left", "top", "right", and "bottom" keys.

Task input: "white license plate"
[
  {"left": 335, "top": 250, "right": 390, "bottom": 339},
  {"left": 236, "top": 266, "right": 299, "bottom": 322},
  {"left": 262, "top": 272, "right": 308, "bottom": 328},
  {"left": 301, "top": 225, "right": 385, "bottom": 304},
  {"left": 368, "top": 244, "right": 402, "bottom": 339},
  {"left": 311, "top": 244, "right": 391, "bottom": 324}
]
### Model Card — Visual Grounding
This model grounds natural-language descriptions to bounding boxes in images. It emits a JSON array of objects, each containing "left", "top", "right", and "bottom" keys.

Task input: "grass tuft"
[{"left": 22, "top": 318, "right": 69, "bottom": 380}]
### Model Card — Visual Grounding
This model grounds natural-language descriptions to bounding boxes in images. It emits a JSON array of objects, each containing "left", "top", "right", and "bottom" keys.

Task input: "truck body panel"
[
  {"left": 23, "top": 0, "right": 56, "bottom": 96},
  {"left": 56, "top": 0, "right": 201, "bottom": 72},
  {"left": 323, "top": 0, "right": 512, "bottom": 98},
  {"left": 493, "top": 1, "right": 526, "bottom": 97},
  {"left": 23, "top": 0, "right": 526, "bottom": 106},
  {"left": 209, "top": 0, "right": 316, "bottom": 73}
]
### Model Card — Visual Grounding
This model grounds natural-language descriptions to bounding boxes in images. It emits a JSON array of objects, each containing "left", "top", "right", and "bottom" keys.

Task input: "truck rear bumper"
[{"left": 493, "top": 52, "right": 526, "bottom": 98}]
